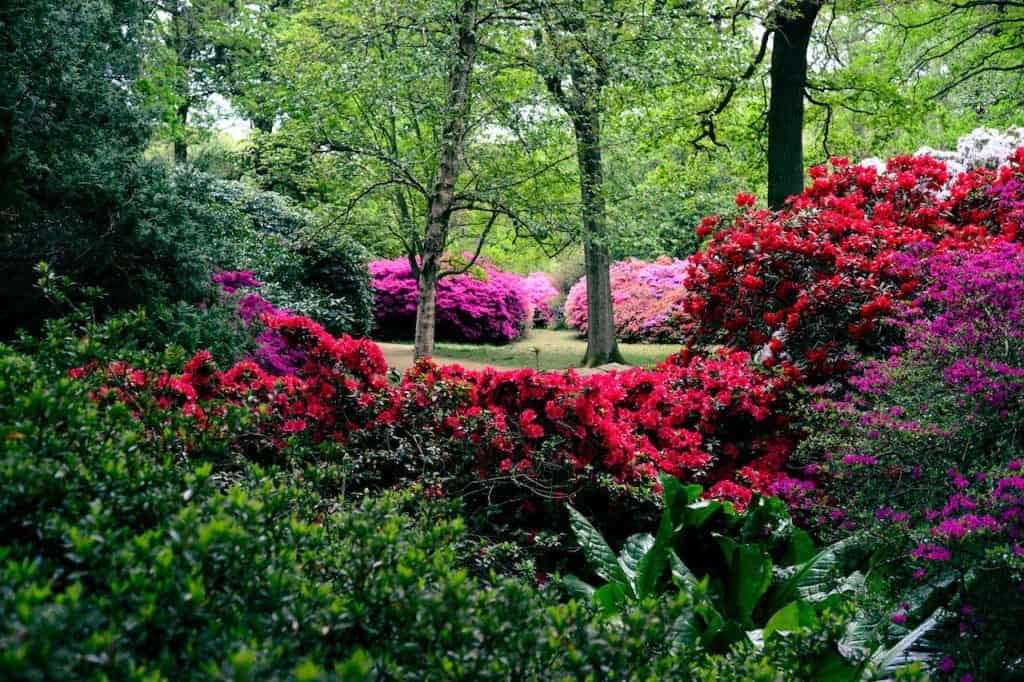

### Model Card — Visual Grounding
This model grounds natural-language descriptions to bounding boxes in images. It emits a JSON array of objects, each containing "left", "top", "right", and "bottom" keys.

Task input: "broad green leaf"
[
  {"left": 593, "top": 582, "right": 627, "bottom": 616},
  {"left": 684, "top": 499, "right": 722, "bottom": 528},
  {"left": 668, "top": 549, "right": 698, "bottom": 591},
  {"left": 562, "top": 574, "right": 596, "bottom": 603},
  {"left": 807, "top": 651, "right": 861, "bottom": 682},
  {"left": 763, "top": 600, "right": 819, "bottom": 638},
  {"left": 866, "top": 605, "right": 945, "bottom": 679},
  {"left": 618, "top": 533, "right": 655, "bottom": 599},
  {"left": 660, "top": 473, "right": 701, "bottom": 526},
  {"left": 715, "top": 535, "right": 772, "bottom": 626},
  {"left": 766, "top": 538, "right": 848, "bottom": 614},
  {"left": 567, "top": 505, "right": 628, "bottom": 587},
  {"left": 781, "top": 528, "right": 817, "bottom": 565},
  {"left": 668, "top": 605, "right": 700, "bottom": 650},
  {"left": 635, "top": 509, "right": 674, "bottom": 599}
]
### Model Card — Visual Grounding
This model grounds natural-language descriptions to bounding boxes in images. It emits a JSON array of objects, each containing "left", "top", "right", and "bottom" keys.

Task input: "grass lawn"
[{"left": 384, "top": 328, "right": 682, "bottom": 372}]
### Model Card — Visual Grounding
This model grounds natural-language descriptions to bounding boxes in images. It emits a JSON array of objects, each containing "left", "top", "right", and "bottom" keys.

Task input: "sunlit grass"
[{"left": 431, "top": 328, "right": 681, "bottom": 371}]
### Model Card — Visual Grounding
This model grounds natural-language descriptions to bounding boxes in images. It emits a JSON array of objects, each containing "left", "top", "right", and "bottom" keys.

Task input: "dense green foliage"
[
  {"left": 215, "top": 179, "right": 374, "bottom": 338},
  {"left": 0, "top": 1, "right": 229, "bottom": 337}
]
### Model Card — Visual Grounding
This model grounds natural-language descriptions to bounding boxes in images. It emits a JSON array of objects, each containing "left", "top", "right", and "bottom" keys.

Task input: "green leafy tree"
[
  {"left": 261, "top": 0, "right": 577, "bottom": 357},
  {"left": 505, "top": 1, "right": 751, "bottom": 364},
  {"left": 139, "top": 0, "right": 245, "bottom": 163}
]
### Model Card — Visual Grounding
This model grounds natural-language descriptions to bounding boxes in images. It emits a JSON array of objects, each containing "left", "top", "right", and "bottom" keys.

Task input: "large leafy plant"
[{"left": 563, "top": 475, "right": 878, "bottom": 679}]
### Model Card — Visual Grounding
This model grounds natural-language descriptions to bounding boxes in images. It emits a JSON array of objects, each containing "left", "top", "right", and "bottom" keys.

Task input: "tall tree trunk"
[
  {"left": 414, "top": 254, "right": 440, "bottom": 357},
  {"left": 413, "top": 0, "right": 478, "bottom": 359},
  {"left": 174, "top": 103, "right": 189, "bottom": 164},
  {"left": 767, "top": 1, "right": 821, "bottom": 210},
  {"left": 573, "top": 109, "right": 623, "bottom": 367}
]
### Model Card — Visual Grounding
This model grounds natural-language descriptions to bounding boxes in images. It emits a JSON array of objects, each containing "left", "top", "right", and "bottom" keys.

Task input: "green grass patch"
[{"left": 433, "top": 328, "right": 681, "bottom": 370}]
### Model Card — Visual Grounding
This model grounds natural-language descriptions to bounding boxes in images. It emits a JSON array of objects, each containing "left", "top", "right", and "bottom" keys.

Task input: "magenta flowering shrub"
[
  {"left": 520, "top": 272, "right": 559, "bottom": 327},
  {"left": 211, "top": 271, "right": 309, "bottom": 375},
  {"left": 370, "top": 256, "right": 530, "bottom": 344},
  {"left": 800, "top": 243, "right": 1024, "bottom": 519},
  {"left": 564, "top": 257, "right": 692, "bottom": 343},
  {"left": 794, "top": 243, "right": 1024, "bottom": 678}
]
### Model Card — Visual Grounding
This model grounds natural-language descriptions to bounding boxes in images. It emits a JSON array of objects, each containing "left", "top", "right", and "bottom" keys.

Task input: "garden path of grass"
[{"left": 376, "top": 328, "right": 682, "bottom": 374}]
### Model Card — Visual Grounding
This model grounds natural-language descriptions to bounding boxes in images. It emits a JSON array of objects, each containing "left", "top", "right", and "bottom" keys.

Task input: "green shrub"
[
  {"left": 18, "top": 265, "right": 256, "bottom": 373},
  {"left": 1, "top": 162, "right": 236, "bottom": 340},
  {"left": 214, "top": 180, "right": 374, "bottom": 338}
]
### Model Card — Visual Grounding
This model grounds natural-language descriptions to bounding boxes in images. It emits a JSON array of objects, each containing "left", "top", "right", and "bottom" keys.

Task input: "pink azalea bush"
[
  {"left": 520, "top": 272, "right": 559, "bottom": 327},
  {"left": 370, "top": 256, "right": 531, "bottom": 344},
  {"left": 564, "top": 257, "right": 692, "bottom": 343}
]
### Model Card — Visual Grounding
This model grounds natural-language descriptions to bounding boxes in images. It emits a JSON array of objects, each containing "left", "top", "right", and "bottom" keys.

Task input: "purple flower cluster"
[
  {"left": 211, "top": 271, "right": 304, "bottom": 374},
  {"left": 369, "top": 256, "right": 531, "bottom": 344},
  {"left": 799, "top": 242, "right": 1024, "bottom": 554},
  {"left": 907, "top": 241, "right": 1024, "bottom": 355},
  {"left": 212, "top": 270, "right": 262, "bottom": 294},
  {"left": 908, "top": 464, "right": 1024, "bottom": 575}
]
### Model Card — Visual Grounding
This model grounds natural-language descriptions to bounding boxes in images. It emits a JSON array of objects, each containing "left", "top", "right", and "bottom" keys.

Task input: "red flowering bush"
[
  {"left": 565, "top": 257, "right": 693, "bottom": 343},
  {"left": 684, "top": 149, "right": 1024, "bottom": 380},
  {"left": 79, "top": 315, "right": 393, "bottom": 456},
  {"left": 77, "top": 311, "right": 798, "bottom": 508},
  {"left": 392, "top": 347, "right": 797, "bottom": 509},
  {"left": 370, "top": 255, "right": 530, "bottom": 344}
]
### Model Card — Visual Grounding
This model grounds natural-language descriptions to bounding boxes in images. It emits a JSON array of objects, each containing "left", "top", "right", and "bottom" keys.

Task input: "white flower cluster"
[
  {"left": 860, "top": 127, "right": 1024, "bottom": 185},
  {"left": 918, "top": 127, "right": 1024, "bottom": 179}
]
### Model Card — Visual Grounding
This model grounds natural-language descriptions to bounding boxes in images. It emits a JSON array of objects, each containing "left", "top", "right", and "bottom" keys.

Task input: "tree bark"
[
  {"left": 767, "top": 1, "right": 821, "bottom": 210},
  {"left": 413, "top": 255, "right": 439, "bottom": 357},
  {"left": 174, "top": 102, "right": 189, "bottom": 164},
  {"left": 573, "top": 109, "right": 623, "bottom": 367},
  {"left": 413, "top": 0, "right": 478, "bottom": 359}
]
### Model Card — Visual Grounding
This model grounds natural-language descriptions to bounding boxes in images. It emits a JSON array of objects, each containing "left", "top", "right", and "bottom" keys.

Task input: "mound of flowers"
[
  {"left": 74, "top": 312, "right": 798, "bottom": 508},
  {"left": 75, "top": 315, "right": 392, "bottom": 453},
  {"left": 564, "top": 257, "right": 692, "bottom": 343},
  {"left": 396, "top": 348, "right": 797, "bottom": 508},
  {"left": 684, "top": 149, "right": 1024, "bottom": 381},
  {"left": 370, "top": 255, "right": 530, "bottom": 344},
  {"left": 520, "top": 272, "right": 560, "bottom": 327}
]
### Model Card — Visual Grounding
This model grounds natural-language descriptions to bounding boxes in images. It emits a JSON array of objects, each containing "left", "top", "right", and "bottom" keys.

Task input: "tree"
[
  {"left": 691, "top": 1, "right": 826, "bottom": 209},
  {"left": 519, "top": 1, "right": 729, "bottom": 365},
  {"left": 140, "top": 0, "right": 241, "bottom": 163},
  {"left": 263, "top": 0, "right": 575, "bottom": 357},
  {"left": 0, "top": 0, "right": 148, "bottom": 333},
  {"left": 0, "top": 0, "right": 232, "bottom": 337},
  {"left": 767, "top": 1, "right": 823, "bottom": 209},
  {"left": 530, "top": 2, "right": 623, "bottom": 366},
  {"left": 890, "top": 1, "right": 1024, "bottom": 112}
]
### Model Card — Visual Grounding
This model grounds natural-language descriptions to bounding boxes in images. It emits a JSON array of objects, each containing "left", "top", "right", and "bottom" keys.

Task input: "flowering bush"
[
  {"left": 370, "top": 256, "right": 530, "bottom": 344},
  {"left": 799, "top": 242, "right": 1024, "bottom": 522},
  {"left": 77, "top": 311, "right": 798, "bottom": 510},
  {"left": 77, "top": 314, "right": 392, "bottom": 457},
  {"left": 392, "top": 347, "right": 797, "bottom": 510},
  {"left": 520, "top": 272, "right": 560, "bottom": 327},
  {"left": 684, "top": 149, "right": 1024, "bottom": 380},
  {"left": 793, "top": 243, "right": 1024, "bottom": 679},
  {"left": 875, "top": 126, "right": 1024, "bottom": 181},
  {"left": 564, "top": 257, "right": 692, "bottom": 343}
]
